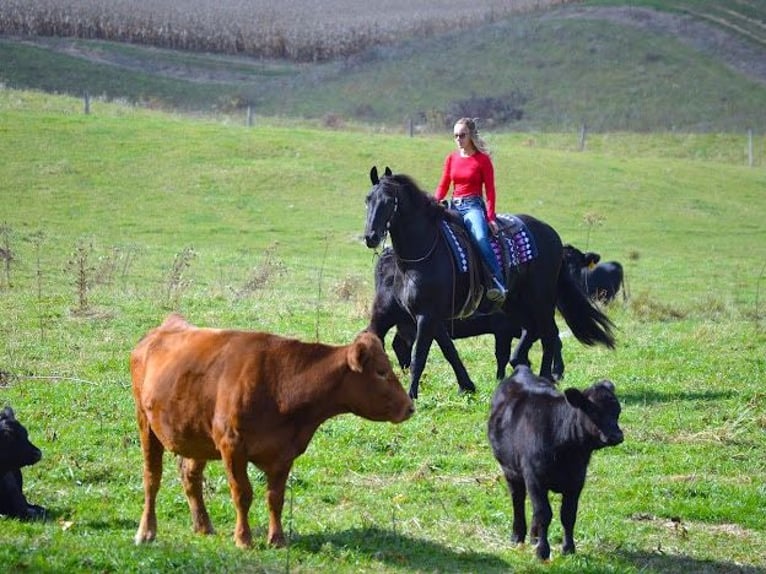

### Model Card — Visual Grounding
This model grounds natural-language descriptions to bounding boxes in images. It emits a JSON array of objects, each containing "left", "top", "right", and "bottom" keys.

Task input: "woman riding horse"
[{"left": 364, "top": 166, "right": 614, "bottom": 399}]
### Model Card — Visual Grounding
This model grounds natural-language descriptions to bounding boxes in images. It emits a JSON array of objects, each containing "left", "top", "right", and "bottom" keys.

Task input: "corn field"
[{"left": 0, "top": 0, "right": 577, "bottom": 61}]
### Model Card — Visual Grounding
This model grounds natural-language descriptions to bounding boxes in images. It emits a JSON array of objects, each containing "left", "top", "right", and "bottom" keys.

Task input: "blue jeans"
[{"left": 454, "top": 197, "right": 503, "bottom": 285}]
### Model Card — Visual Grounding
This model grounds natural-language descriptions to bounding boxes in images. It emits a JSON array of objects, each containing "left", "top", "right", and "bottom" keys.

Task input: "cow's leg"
[
  {"left": 221, "top": 449, "right": 253, "bottom": 548},
  {"left": 264, "top": 465, "right": 291, "bottom": 547},
  {"left": 179, "top": 457, "right": 213, "bottom": 535},
  {"left": 526, "top": 481, "right": 553, "bottom": 560},
  {"left": 433, "top": 324, "right": 475, "bottom": 394},
  {"left": 0, "top": 469, "right": 30, "bottom": 519},
  {"left": 560, "top": 491, "right": 580, "bottom": 555},
  {"left": 4, "top": 468, "right": 46, "bottom": 520},
  {"left": 506, "top": 476, "right": 527, "bottom": 545},
  {"left": 135, "top": 417, "right": 164, "bottom": 545}
]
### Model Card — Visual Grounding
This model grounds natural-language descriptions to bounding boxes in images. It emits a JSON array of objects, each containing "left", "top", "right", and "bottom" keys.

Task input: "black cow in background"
[
  {"left": 488, "top": 365, "right": 624, "bottom": 560},
  {"left": 562, "top": 244, "right": 625, "bottom": 304},
  {"left": 0, "top": 406, "right": 46, "bottom": 520}
]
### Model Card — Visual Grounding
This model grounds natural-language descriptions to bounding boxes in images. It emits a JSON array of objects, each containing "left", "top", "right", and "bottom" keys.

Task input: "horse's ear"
[
  {"left": 384, "top": 166, "right": 393, "bottom": 177},
  {"left": 370, "top": 166, "right": 379, "bottom": 185}
]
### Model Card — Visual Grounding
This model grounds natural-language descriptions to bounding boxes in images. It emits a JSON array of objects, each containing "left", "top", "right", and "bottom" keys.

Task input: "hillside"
[{"left": 1, "top": 2, "right": 766, "bottom": 131}]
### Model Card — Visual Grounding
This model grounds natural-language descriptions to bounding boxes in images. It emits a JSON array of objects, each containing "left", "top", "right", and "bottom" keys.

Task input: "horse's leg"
[
  {"left": 538, "top": 321, "right": 563, "bottom": 382},
  {"left": 433, "top": 325, "right": 476, "bottom": 394},
  {"left": 510, "top": 328, "right": 533, "bottom": 369},
  {"left": 551, "top": 341, "right": 565, "bottom": 381},
  {"left": 368, "top": 313, "right": 394, "bottom": 343},
  {"left": 392, "top": 331, "right": 412, "bottom": 370},
  {"left": 408, "top": 315, "right": 437, "bottom": 399},
  {"left": 493, "top": 325, "right": 512, "bottom": 380}
]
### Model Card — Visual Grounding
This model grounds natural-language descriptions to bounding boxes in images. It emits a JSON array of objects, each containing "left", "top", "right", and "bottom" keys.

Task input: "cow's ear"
[
  {"left": 384, "top": 166, "right": 392, "bottom": 177},
  {"left": 564, "top": 388, "right": 587, "bottom": 409},
  {"left": 347, "top": 335, "right": 374, "bottom": 373},
  {"left": 597, "top": 379, "right": 615, "bottom": 392}
]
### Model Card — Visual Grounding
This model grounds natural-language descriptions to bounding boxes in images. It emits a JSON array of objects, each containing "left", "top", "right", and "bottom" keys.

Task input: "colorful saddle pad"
[
  {"left": 493, "top": 214, "right": 538, "bottom": 268},
  {"left": 441, "top": 221, "right": 470, "bottom": 273},
  {"left": 441, "top": 214, "right": 537, "bottom": 276}
]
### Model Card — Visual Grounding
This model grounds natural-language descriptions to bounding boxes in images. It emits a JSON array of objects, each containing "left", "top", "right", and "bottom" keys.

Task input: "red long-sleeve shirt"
[{"left": 434, "top": 150, "right": 497, "bottom": 221}]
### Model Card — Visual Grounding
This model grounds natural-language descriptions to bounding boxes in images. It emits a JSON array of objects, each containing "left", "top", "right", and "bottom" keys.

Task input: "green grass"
[
  {"left": 0, "top": 89, "right": 765, "bottom": 573},
  {"left": 2, "top": 2, "right": 766, "bottom": 131}
]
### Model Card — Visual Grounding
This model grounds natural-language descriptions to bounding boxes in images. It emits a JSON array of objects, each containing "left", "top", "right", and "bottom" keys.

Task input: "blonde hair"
[{"left": 455, "top": 117, "right": 490, "bottom": 155}]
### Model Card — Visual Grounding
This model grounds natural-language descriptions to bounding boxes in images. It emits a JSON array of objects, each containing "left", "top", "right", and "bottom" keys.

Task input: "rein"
[{"left": 395, "top": 231, "right": 440, "bottom": 264}]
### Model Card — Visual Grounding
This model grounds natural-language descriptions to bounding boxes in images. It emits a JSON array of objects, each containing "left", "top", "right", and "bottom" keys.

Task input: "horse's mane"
[{"left": 388, "top": 174, "right": 447, "bottom": 223}]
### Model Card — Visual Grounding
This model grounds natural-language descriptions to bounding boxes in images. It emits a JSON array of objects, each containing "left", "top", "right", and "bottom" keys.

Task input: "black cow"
[
  {"left": 487, "top": 365, "right": 624, "bottom": 560},
  {"left": 0, "top": 406, "right": 46, "bottom": 520},
  {"left": 562, "top": 244, "right": 625, "bottom": 303}
]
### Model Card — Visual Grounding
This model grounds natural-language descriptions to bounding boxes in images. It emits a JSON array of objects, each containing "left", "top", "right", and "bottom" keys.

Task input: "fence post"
[
  {"left": 246, "top": 106, "right": 254, "bottom": 127},
  {"left": 83, "top": 91, "right": 90, "bottom": 115},
  {"left": 578, "top": 123, "right": 587, "bottom": 151},
  {"left": 408, "top": 116, "right": 414, "bottom": 137},
  {"left": 747, "top": 129, "right": 753, "bottom": 167}
]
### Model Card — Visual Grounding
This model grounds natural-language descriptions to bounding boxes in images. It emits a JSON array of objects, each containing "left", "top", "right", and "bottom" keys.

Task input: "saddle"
[{"left": 441, "top": 212, "right": 537, "bottom": 317}]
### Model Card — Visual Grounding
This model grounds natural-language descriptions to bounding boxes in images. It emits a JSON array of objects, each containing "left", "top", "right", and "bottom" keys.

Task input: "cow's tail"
[{"left": 556, "top": 269, "right": 616, "bottom": 348}]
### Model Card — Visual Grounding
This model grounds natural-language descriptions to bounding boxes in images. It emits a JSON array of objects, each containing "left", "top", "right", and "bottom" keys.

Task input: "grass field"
[{"left": 0, "top": 89, "right": 765, "bottom": 573}]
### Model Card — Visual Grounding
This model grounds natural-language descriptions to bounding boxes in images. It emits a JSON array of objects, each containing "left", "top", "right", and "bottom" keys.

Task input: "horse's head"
[{"left": 364, "top": 166, "right": 397, "bottom": 249}]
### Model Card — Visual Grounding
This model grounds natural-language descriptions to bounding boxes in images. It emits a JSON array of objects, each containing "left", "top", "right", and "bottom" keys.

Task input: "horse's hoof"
[
  {"left": 25, "top": 505, "right": 48, "bottom": 521},
  {"left": 459, "top": 383, "right": 476, "bottom": 395}
]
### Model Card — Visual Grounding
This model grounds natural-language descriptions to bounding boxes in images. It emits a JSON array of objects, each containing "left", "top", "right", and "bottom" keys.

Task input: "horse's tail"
[{"left": 556, "top": 268, "right": 616, "bottom": 348}]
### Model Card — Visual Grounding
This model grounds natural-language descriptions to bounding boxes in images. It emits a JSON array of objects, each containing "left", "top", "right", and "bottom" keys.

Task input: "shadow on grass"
[
  {"left": 619, "top": 389, "right": 736, "bottom": 406},
  {"left": 616, "top": 549, "right": 766, "bottom": 574},
  {"left": 293, "top": 526, "right": 510, "bottom": 572},
  {"left": 82, "top": 517, "right": 139, "bottom": 531}
]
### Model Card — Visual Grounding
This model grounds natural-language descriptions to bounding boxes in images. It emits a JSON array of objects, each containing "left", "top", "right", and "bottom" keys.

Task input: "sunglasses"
[{"left": 454, "top": 132, "right": 468, "bottom": 139}]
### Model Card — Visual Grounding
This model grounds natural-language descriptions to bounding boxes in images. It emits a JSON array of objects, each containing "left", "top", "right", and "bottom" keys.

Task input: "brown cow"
[{"left": 131, "top": 313, "right": 414, "bottom": 548}]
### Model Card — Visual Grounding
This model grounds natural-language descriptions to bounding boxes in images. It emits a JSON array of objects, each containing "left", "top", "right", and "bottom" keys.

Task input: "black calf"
[{"left": 488, "top": 365, "right": 623, "bottom": 560}]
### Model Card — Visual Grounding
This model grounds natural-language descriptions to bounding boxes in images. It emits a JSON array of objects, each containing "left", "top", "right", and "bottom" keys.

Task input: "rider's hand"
[{"left": 489, "top": 220, "right": 499, "bottom": 235}]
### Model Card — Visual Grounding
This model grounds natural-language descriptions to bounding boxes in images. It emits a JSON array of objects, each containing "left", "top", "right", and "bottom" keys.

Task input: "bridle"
[
  {"left": 383, "top": 188, "right": 398, "bottom": 233},
  {"left": 373, "top": 181, "right": 440, "bottom": 264}
]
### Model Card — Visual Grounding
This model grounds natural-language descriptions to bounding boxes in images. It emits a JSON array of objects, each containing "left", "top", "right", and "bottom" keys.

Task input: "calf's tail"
[{"left": 556, "top": 269, "right": 615, "bottom": 348}]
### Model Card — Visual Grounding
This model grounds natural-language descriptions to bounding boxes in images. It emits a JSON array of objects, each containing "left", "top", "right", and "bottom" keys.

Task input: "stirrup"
[
  {"left": 486, "top": 288, "right": 505, "bottom": 303},
  {"left": 487, "top": 280, "right": 506, "bottom": 302}
]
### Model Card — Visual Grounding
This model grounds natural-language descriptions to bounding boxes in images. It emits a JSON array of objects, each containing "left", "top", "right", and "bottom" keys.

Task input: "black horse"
[{"left": 364, "top": 166, "right": 614, "bottom": 399}]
